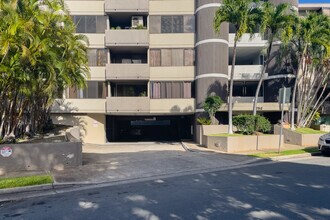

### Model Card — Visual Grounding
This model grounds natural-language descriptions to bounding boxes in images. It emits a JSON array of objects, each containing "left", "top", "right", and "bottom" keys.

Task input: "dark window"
[
  {"left": 161, "top": 16, "right": 172, "bottom": 33},
  {"left": 112, "top": 83, "right": 148, "bottom": 97},
  {"left": 73, "top": 16, "right": 106, "bottom": 33},
  {"left": 150, "top": 49, "right": 195, "bottom": 67},
  {"left": 172, "top": 16, "right": 183, "bottom": 33},
  {"left": 150, "top": 82, "right": 193, "bottom": 99},
  {"left": 87, "top": 49, "right": 107, "bottom": 66},
  {"left": 66, "top": 81, "right": 107, "bottom": 99},
  {"left": 233, "top": 81, "right": 263, "bottom": 97},
  {"left": 153, "top": 15, "right": 194, "bottom": 34},
  {"left": 86, "top": 16, "right": 96, "bottom": 33},
  {"left": 75, "top": 16, "right": 85, "bottom": 33}
]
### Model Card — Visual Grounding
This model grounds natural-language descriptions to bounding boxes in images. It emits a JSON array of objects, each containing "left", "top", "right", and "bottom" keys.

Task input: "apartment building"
[{"left": 52, "top": 0, "right": 305, "bottom": 144}]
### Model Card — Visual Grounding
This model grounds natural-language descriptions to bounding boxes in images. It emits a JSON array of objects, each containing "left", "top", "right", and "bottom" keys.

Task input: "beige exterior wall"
[
  {"left": 107, "top": 97, "right": 150, "bottom": 114},
  {"left": 84, "top": 34, "right": 106, "bottom": 48},
  {"left": 90, "top": 67, "right": 106, "bottom": 81},
  {"left": 52, "top": 99, "right": 106, "bottom": 113},
  {"left": 65, "top": 1, "right": 105, "bottom": 15},
  {"left": 52, "top": 113, "right": 106, "bottom": 144},
  {"left": 105, "top": 0, "right": 149, "bottom": 12},
  {"left": 105, "top": 30, "right": 149, "bottom": 47},
  {"left": 149, "top": 0, "right": 194, "bottom": 15},
  {"left": 150, "top": 66, "right": 194, "bottom": 81},
  {"left": 150, "top": 34, "right": 195, "bottom": 48},
  {"left": 150, "top": 99, "right": 195, "bottom": 114}
]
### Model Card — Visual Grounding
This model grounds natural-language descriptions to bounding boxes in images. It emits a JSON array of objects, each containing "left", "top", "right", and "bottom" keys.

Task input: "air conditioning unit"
[{"left": 131, "top": 16, "right": 143, "bottom": 28}]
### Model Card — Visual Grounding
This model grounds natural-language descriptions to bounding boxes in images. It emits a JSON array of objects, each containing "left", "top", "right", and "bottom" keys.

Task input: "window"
[
  {"left": 87, "top": 49, "right": 107, "bottom": 66},
  {"left": 233, "top": 81, "right": 263, "bottom": 97},
  {"left": 111, "top": 83, "right": 148, "bottom": 97},
  {"left": 150, "top": 49, "right": 195, "bottom": 67},
  {"left": 72, "top": 16, "right": 106, "bottom": 33},
  {"left": 150, "top": 82, "right": 193, "bottom": 99},
  {"left": 151, "top": 15, "right": 195, "bottom": 34},
  {"left": 66, "top": 81, "right": 107, "bottom": 99}
]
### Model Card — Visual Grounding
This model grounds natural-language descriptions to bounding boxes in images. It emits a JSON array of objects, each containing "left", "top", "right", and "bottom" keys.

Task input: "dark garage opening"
[{"left": 106, "top": 115, "right": 193, "bottom": 142}]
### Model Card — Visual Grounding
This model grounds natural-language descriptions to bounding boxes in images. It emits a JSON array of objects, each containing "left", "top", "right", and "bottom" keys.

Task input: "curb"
[{"left": 270, "top": 152, "right": 321, "bottom": 161}]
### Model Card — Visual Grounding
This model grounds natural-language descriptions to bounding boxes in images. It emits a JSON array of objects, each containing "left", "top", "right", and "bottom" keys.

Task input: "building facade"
[{"left": 51, "top": 0, "right": 327, "bottom": 144}]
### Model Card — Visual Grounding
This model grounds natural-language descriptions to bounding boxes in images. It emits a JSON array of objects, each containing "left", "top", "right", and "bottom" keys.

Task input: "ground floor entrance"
[{"left": 106, "top": 115, "right": 193, "bottom": 142}]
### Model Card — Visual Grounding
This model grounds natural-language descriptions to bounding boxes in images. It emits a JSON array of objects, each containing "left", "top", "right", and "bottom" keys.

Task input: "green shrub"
[
  {"left": 203, "top": 95, "right": 224, "bottom": 125},
  {"left": 233, "top": 114, "right": 271, "bottom": 135},
  {"left": 197, "top": 117, "right": 212, "bottom": 125},
  {"left": 255, "top": 115, "right": 271, "bottom": 133}
]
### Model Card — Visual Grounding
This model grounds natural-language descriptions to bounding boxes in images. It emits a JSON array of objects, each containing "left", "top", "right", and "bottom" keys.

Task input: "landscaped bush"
[
  {"left": 233, "top": 114, "right": 271, "bottom": 135},
  {"left": 255, "top": 115, "right": 272, "bottom": 133},
  {"left": 197, "top": 117, "right": 211, "bottom": 125}
]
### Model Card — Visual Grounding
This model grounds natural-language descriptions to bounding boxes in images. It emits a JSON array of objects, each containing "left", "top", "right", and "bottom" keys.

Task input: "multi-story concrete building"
[{"left": 51, "top": 0, "right": 327, "bottom": 144}]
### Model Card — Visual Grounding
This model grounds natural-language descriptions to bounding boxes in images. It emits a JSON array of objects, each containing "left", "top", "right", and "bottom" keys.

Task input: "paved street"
[{"left": 1, "top": 156, "right": 329, "bottom": 220}]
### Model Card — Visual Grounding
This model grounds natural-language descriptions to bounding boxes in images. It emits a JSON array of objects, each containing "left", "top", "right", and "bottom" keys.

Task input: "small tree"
[{"left": 203, "top": 96, "right": 224, "bottom": 125}]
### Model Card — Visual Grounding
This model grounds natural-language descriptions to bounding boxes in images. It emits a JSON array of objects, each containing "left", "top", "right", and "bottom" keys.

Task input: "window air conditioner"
[{"left": 131, "top": 16, "right": 143, "bottom": 28}]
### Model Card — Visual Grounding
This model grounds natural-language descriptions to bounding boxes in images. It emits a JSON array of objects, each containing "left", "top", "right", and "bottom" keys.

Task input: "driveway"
[{"left": 51, "top": 142, "right": 257, "bottom": 184}]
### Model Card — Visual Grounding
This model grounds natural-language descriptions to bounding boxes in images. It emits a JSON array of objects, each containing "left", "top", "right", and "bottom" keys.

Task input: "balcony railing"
[
  {"left": 228, "top": 65, "right": 266, "bottom": 80},
  {"left": 106, "top": 64, "right": 149, "bottom": 80},
  {"left": 107, "top": 97, "right": 150, "bottom": 114},
  {"left": 105, "top": 29, "right": 149, "bottom": 47}
]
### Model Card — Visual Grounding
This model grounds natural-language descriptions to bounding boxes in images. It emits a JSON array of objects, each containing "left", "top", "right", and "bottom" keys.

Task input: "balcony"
[
  {"left": 228, "top": 65, "right": 266, "bottom": 80},
  {"left": 105, "top": 0, "right": 149, "bottom": 13},
  {"left": 52, "top": 99, "right": 106, "bottom": 113},
  {"left": 106, "top": 64, "right": 149, "bottom": 80},
  {"left": 150, "top": 99, "right": 195, "bottom": 114},
  {"left": 107, "top": 97, "right": 150, "bottom": 114},
  {"left": 229, "top": 33, "right": 266, "bottom": 47},
  {"left": 105, "top": 29, "right": 149, "bottom": 47}
]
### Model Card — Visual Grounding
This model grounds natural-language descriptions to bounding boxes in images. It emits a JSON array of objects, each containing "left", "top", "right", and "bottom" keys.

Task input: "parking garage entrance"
[{"left": 106, "top": 115, "right": 193, "bottom": 142}]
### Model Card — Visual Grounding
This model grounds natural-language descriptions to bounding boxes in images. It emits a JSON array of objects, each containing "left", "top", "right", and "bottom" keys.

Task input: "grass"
[
  {"left": 0, "top": 175, "right": 53, "bottom": 189},
  {"left": 249, "top": 147, "right": 319, "bottom": 158},
  {"left": 295, "top": 127, "right": 327, "bottom": 134}
]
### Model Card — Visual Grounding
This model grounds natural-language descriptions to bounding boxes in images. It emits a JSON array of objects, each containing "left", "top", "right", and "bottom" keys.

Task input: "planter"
[
  {"left": 0, "top": 141, "right": 82, "bottom": 175},
  {"left": 195, "top": 125, "right": 230, "bottom": 145},
  {"left": 202, "top": 134, "right": 282, "bottom": 153},
  {"left": 274, "top": 125, "right": 324, "bottom": 147}
]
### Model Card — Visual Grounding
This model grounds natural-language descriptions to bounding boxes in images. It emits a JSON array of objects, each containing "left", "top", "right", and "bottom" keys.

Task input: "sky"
[{"left": 299, "top": 0, "right": 330, "bottom": 3}]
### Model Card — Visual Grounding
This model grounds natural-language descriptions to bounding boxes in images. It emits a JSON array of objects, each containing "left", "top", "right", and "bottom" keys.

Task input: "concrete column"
[{"left": 195, "top": 0, "right": 229, "bottom": 110}]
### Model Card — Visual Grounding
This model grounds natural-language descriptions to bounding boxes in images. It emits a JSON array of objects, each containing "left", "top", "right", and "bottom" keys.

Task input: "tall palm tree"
[
  {"left": 289, "top": 13, "right": 330, "bottom": 130},
  {"left": 252, "top": 2, "right": 295, "bottom": 116},
  {"left": 214, "top": 0, "right": 261, "bottom": 134}
]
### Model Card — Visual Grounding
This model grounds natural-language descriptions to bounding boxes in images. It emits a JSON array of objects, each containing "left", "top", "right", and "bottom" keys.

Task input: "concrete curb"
[{"left": 270, "top": 152, "right": 321, "bottom": 161}]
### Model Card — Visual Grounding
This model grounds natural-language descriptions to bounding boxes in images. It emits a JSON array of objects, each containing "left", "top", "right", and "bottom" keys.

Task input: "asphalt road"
[{"left": 1, "top": 156, "right": 329, "bottom": 220}]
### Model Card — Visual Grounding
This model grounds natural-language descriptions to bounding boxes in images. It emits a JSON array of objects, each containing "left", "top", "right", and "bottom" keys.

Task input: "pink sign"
[{"left": 1, "top": 146, "right": 13, "bottom": 157}]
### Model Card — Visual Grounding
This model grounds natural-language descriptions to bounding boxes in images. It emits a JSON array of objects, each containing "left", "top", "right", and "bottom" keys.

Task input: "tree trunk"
[
  {"left": 253, "top": 35, "right": 274, "bottom": 116},
  {"left": 228, "top": 38, "right": 238, "bottom": 134}
]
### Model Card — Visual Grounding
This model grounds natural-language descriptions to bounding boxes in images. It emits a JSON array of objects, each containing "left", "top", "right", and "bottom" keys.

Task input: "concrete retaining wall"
[
  {"left": 202, "top": 135, "right": 282, "bottom": 153},
  {"left": 196, "top": 125, "right": 230, "bottom": 145},
  {"left": 274, "top": 125, "right": 323, "bottom": 146},
  {"left": 0, "top": 142, "right": 82, "bottom": 175}
]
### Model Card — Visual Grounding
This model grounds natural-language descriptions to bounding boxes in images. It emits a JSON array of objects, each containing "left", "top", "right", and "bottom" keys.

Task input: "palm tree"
[
  {"left": 0, "top": 0, "right": 89, "bottom": 141},
  {"left": 214, "top": 0, "right": 261, "bottom": 134},
  {"left": 252, "top": 2, "right": 295, "bottom": 116},
  {"left": 288, "top": 13, "right": 330, "bottom": 130}
]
